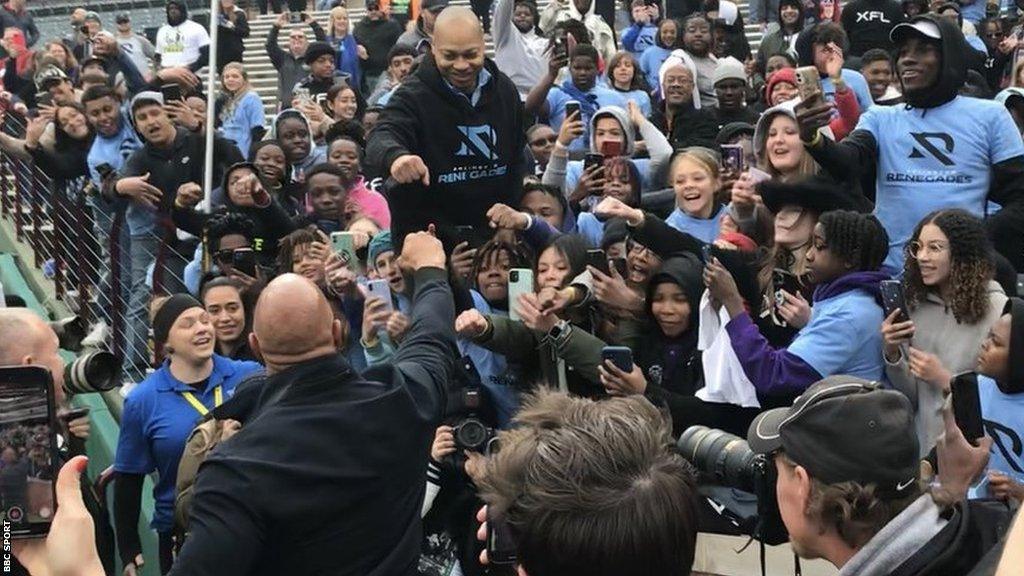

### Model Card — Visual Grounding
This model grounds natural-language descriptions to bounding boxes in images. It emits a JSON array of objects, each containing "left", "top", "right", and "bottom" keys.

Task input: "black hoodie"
[
  {"left": 366, "top": 55, "right": 526, "bottom": 251},
  {"left": 996, "top": 297, "right": 1024, "bottom": 394},
  {"left": 840, "top": 0, "right": 905, "bottom": 57}
]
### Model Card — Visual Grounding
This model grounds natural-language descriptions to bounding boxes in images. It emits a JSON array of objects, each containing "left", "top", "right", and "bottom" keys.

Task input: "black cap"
[
  {"left": 714, "top": 122, "right": 755, "bottom": 147},
  {"left": 152, "top": 294, "right": 203, "bottom": 346},
  {"left": 747, "top": 376, "right": 920, "bottom": 499},
  {"left": 758, "top": 176, "right": 873, "bottom": 215},
  {"left": 116, "top": 12, "right": 131, "bottom": 23},
  {"left": 304, "top": 41, "right": 335, "bottom": 65}
]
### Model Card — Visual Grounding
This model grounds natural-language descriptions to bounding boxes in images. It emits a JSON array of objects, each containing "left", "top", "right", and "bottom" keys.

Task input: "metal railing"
[{"left": 0, "top": 111, "right": 189, "bottom": 385}]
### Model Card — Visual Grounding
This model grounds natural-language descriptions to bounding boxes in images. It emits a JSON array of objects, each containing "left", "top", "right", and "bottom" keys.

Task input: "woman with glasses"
[
  {"left": 881, "top": 209, "right": 1008, "bottom": 455},
  {"left": 525, "top": 124, "right": 557, "bottom": 177}
]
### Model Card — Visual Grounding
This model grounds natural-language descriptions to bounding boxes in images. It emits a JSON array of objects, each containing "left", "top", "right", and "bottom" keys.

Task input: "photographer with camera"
[{"left": 745, "top": 375, "right": 1005, "bottom": 575}]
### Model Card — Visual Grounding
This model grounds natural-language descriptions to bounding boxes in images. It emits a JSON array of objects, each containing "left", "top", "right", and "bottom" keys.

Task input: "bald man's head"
[
  {"left": 432, "top": 7, "right": 486, "bottom": 93},
  {"left": 249, "top": 274, "right": 342, "bottom": 373},
  {"left": 0, "top": 309, "right": 66, "bottom": 402}
]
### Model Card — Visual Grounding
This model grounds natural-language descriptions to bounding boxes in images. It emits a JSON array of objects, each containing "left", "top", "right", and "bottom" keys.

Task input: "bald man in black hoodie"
[
  {"left": 366, "top": 7, "right": 526, "bottom": 251},
  {"left": 797, "top": 14, "right": 1024, "bottom": 272}
]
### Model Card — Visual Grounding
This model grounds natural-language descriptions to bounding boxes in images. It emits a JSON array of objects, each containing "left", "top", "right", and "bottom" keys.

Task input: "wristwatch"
[{"left": 546, "top": 319, "right": 571, "bottom": 348}]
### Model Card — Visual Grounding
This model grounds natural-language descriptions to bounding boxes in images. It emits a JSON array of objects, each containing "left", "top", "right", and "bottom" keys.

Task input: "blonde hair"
[
  {"left": 669, "top": 147, "right": 721, "bottom": 182},
  {"left": 330, "top": 6, "right": 349, "bottom": 34},
  {"left": 220, "top": 62, "right": 252, "bottom": 118},
  {"left": 756, "top": 112, "right": 818, "bottom": 180}
]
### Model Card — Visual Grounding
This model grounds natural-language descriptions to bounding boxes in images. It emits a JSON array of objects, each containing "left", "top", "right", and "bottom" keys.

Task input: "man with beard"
[
  {"left": 652, "top": 57, "right": 717, "bottom": 149},
  {"left": 367, "top": 7, "right": 525, "bottom": 250},
  {"left": 797, "top": 15, "right": 1024, "bottom": 270},
  {"left": 493, "top": 0, "right": 549, "bottom": 99},
  {"left": 155, "top": 0, "right": 210, "bottom": 71}
]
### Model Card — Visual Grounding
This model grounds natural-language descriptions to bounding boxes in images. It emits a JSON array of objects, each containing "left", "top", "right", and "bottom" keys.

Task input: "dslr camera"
[
  {"left": 444, "top": 356, "right": 497, "bottom": 467},
  {"left": 677, "top": 425, "right": 788, "bottom": 546},
  {"left": 51, "top": 315, "right": 121, "bottom": 396}
]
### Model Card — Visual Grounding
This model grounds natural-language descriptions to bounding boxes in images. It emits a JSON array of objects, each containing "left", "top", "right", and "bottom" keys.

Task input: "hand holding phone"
[
  {"left": 879, "top": 280, "right": 909, "bottom": 323},
  {"left": 950, "top": 373, "right": 984, "bottom": 444},
  {"left": 330, "top": 232, "right": 358, "bottom": 272},
  {"left": 231, "top": 248, "right": 258, "bottom": 278},
  {"left": 601, "top": 346, "right": 634, "bottom": 373},
  {"left": 508, "top": 268, "right": 534, "bottom": 321},
  {"left": 564, "top": 100, "right": 581, "bottom": 121}
]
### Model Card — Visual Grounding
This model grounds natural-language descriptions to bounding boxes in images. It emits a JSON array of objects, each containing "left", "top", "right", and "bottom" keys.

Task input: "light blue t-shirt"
[
  {"left": 614, "top": 88, "right": 653, "bottom": 117},
  {"left": 622, "top": 23, "right": 658, "bottom": 58},
  {"left": 219, "top": 91, "right": 266, "bottom": 158},
  {"left": 665, "top": 204, "right": 726, "bottom": 244},
  {"left": 961, "top": 1, "right": 986, "bottom": 24},
  {"left": 639, "top": 45, "right": 672, "bottom": 98},
  {"left": 547, "top": 86, "right": 629, "bottom": 151},
  {"left": 821, "top": 68, "right": 874, "bottom": 112},
  {"left": 967, "top": 34, "right": 987, "bottom": 53},
  {"left": 857, "top": 95, "right": 1024, "bottom": 268},
  {"left": 968, "top": 375, "right": 1024, "bottom": 499},
  {"left": 576, "top": 211, "right": 606, "bottom": 247},
  {"left": 459, "top": 290, "right": 519, "bottom": 428},
  {"left": 787, "top": 288, "right": 885, "bottom": 381}
]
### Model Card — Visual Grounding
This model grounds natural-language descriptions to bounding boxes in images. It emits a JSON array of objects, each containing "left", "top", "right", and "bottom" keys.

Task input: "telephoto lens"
[
  {"left": 63, "top": 350, "right": 120, "bottom": 395},
  {"left": 677, "top": 425, "right": 759, "bottom": 493}
]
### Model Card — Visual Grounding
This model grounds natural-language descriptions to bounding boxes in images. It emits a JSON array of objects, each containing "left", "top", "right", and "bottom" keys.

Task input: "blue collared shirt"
[
  {"left": 445, "top": 67, "right": 493, "bottom": 107},
  {"left": 114, "top": 355, "right": 263, "bottom": 531}
]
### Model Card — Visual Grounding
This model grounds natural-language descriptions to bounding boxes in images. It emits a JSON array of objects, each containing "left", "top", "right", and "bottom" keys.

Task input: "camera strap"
[{"left": 181, "top": 386, "right": 223, "bottom": 417}]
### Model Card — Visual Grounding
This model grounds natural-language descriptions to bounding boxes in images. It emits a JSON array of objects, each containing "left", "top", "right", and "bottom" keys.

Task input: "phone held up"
[
  {"left": 879, "top": 279, "right": 909, "bottom": 323},
  {"left": 0, "top": 365, "right": 61, "bottom": 538},
  {"left": 950, "top": 372, "right": 985, "bottom": 444},
  {"left": 794, "top": 66, "right": 824, "bottom": 111},
  {"left": 508, "top": 268, "right": 534, "bottom": 321}
]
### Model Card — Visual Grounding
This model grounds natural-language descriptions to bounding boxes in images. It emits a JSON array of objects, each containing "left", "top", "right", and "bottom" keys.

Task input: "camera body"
[
  {"left": 678, "top": 426, "right": 788, "bottom": 546},
  {"left": 444, "top": 357, "right": 497, "bottom": 467}
]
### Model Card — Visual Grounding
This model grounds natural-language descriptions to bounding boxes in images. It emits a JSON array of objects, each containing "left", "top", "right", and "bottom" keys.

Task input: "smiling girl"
[
  {"left": 218, "top": 63, "right": 266, "bottom": 157},
  {"left": 665, "top": 148, "right": 728, "bottom": 243}
]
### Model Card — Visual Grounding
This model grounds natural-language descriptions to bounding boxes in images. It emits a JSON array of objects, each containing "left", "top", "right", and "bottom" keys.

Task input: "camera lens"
[
  {"left": 510, "top": 271, "right": 519, "bottom": 282},
  {"left": 678, "top": 426, "right": 757, "bottom": 493},
  {"left": 63, "top": 350, "right": 120, "bottom": 395},
  {"left": 456, "top": 419, "right": 489, "bottom": 451}
]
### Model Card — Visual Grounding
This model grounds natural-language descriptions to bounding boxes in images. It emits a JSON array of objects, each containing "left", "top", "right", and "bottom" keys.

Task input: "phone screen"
[
  {"left": 487, "top": 509, "right": 518, "bottom": 566},
  {"left": 231, "top": 249, "right": 257, "bottom": 278},
  {"left": 0, "top": 366, "right": 59, "bottom": 538}
]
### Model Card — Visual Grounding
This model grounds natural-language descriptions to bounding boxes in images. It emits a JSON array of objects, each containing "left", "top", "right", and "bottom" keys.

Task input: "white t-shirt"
[{"left": 155, "top": 20, "right": 210, "bottom": 68}]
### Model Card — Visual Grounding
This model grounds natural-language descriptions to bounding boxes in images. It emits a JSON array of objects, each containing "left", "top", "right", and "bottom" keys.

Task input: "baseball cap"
[
  {"left": 84, "top": 11, "right": 102, "bottom": 23},
  {"left": 422, "top": 0, "right": 449, "bottom": 13},
  {"left": 890, "top": 15, "right": 942, "bottom": 44},
  {"left": 116, "top": 12, "right": 131, "bottom": 23},
  {"left": 747, "top": 376, "right": 920, "bottom": 499},
  {"left": 35, "top": 65, "right": 69, "bottom": 89},
  {"left": 712, "top": 56, "right": 746, "bottom": 86}
]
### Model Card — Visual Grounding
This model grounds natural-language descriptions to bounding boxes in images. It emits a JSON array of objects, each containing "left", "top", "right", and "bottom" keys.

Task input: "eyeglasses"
[
  {"left": 530, "top": 135, "right": 557, "bottom": 146},
  {"left": 906, "top": 240, "right": 949, "bottom": 259}
]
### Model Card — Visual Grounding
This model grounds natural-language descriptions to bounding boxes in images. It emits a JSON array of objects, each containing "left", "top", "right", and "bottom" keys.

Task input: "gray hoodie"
[
  {"left": 266, "top": 109, "right": 327, "bottom": 180},
  {"left": 838, "top": 495, "right": 947, "bottom": 576},
  {"left": 886, "top": 280, "right": 1007, "bottom": 456}
]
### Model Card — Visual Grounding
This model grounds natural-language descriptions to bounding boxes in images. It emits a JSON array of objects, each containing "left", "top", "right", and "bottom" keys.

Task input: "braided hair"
[
  {"left": 903, "top": 209, "right": 994, "bottom": 324},
  {"left": 817, "top": 210, "right": 888, "bottom": 272}
]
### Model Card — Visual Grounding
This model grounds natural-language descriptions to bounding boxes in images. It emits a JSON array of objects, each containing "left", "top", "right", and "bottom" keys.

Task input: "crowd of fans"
[{"left": 3, "top": 0, "right": 1024, "bottom": 572}]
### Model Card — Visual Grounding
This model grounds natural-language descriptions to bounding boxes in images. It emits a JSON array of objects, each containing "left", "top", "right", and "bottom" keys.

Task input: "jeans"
[
  {"left": 123, "top": 235, "right": 157, "bottom": 379},
  {"left": 87, "top": 195, "right": 130, "bottom": 327},
  {"left": 749, "top": 0, "right": 779, "bottom": 24}
]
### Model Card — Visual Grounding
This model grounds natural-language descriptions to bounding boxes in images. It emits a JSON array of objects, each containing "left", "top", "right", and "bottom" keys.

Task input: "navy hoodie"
[{"left": 366, "top": 54, "right": 526, "bottom": 250}]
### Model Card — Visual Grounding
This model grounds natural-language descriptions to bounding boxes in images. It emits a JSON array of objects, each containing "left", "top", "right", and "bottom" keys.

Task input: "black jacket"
[
  {"left": 366, "top": 55, "right": 526, "bottom": 250},
  {"left": 840, "top": 0, "right": 904, "bottom": 56},
  {"left": 353, "top": 17, "right": 403, "bottom": 79},
  {"left": 169, "top": 267, "right": 457, "bottom": 576},
  {"left": 651, "top": 102, "right": 719, "bottom": 151},
  {"left": 216, "top": 8, "right": 250, "bottom": 71}
]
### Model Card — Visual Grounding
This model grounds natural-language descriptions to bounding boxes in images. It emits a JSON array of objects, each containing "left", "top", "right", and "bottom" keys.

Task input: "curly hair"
[
  {"left": 780, "top": 453, "right": 921, "bottom": 550},
  {"left": 276, "top": 225, "right": 321, "bottom": 273},
  {"left": 206, "top": 211, "right": 256, "bottom": 253},
  {"left": 471, "top": 238, "right": 535, "bottom": 293},
  {"left": 903, "top": 209, "right": 994, "bottom": 324},
  {"left": 817, "top": 210, "right": 888, "bottom": 272}
]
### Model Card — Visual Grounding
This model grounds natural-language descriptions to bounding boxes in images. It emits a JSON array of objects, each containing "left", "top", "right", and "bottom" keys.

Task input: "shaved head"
[
  {"left": 432, "top": 7, "right": 486, "bottom": 92},
  {"left": 249, "top": 274, "right": 341, "bottom": 374},
  {"left": 0, "top": 308, "right": 66, "bottom": 402}
]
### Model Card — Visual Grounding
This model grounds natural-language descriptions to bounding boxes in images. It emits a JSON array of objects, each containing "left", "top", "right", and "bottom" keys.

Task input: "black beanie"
[{"left": 153, "top": 294, "right": 203, "bottom": 346}]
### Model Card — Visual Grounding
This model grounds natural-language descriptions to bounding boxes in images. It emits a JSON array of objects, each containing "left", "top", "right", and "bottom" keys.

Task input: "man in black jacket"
[
  {"left": 169, "top": 231, "right": 457, "bottom": 576},
  {"left": 266, "top": 12, "right": 327, "bottom": 106},
  {"left": 367, "top": 6, "right": 526, "bottom": 250},
  {"left": 353, "top": 0, "right": 403, "bottom": 90}
]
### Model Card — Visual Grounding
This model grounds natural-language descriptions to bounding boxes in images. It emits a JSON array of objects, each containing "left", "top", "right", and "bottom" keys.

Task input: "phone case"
[
  {"left": 951, "top": 373, "right": 984, "bottom": 442},
  {"left": 365, "top": 279, "right": 393, "bottom": 314},
  {"left": 601, "top": 346, "right": 634, "bottom": 372},
  {"left": 879, "top": 280, "right": 908, "bottom": 321},
  {"left": 330, "top": 232, "right": 358, "bottom": 271},
  {"left": 508, "top": 268, "right": 534, "bottom": 321}
]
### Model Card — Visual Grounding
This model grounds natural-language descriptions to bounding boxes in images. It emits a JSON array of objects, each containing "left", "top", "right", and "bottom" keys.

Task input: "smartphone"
[
  {"left": 487, "top": 508, "right": 517, "bottom": 566},
  {"left": 586, "top": 249, "right": 610, "bottom": 275},
  {"left": 701, "top": 243, "right": 714, "bottom": 263},
  {"left": 364, "top": 278, "right": 393, "bottom": 314},
  {"left": 772, "top": 268, "right": 802, "bottom": 298},
  {"left": 583, "top": 153, "right": 604, "bottom": 172},
  {"left": 794, "top": 66, "right": 824, "bottom": 108},
  {"left": 59, "top": 406, "right": 90, "bottom": 423},
  {"left": 293, "top": 86, "right": 311, "bottom": 104},
  {"left": 289, "top": 12, "right": 302, "bottom": 22},
  {"left": 160, "top": 82, "right": 182, "bottom": 103},
  {"left": 231, "top": 248, "right": 257, "bottom": 278},
  {"left": 454, "top": 225, "right": 482, "bottom": 250},
  {"left": 553, "top": 35, "right": 567, "bottom": 59},
  {"left": 0, "top": 365, "right": 60, "bottom": 538},
  {"left": 879, "top": 279, "right": 908, "bottom": 323},
  {"left": 599, "top": 140, "right": 623, "bottom": 158},
  {"left": 720, "top": 143, "right": 745, "bottom": 174},
  {"left": 508, "top": 268, "right": 534, "bottom": 322},
  {"left": 601, "top": 346, "right": 634, "bottom": 372},
  {"left": 610, "top": 257, "right": 628, "bottom": 278},
  {"left": 330, "top": 231, "right": 358, "bottom": 272},
  {"left": 564, "top": 100, "right": 581, "bottom": 121},
  {"left": 950, "top": 373, "right": 984, "bottom": 443},
  {"left": 35, "top": 91, "right": 53, "bottom": 108}
]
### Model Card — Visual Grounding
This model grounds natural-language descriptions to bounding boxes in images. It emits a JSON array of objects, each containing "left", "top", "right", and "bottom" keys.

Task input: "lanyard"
[{"left": 181, "top": 385, "right": 223, "bottom": 417}]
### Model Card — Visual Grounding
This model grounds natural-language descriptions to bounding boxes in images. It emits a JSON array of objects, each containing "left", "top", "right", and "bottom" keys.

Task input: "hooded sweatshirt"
[
  {"left": 840, "top": 0, "right": 905, "bottom": 57},
  {"left": 887, "top": 281, "right": 1007, "bottom": 456},
  {"left": 155, "top": 0, "right": 210, "bottom": 69},
  {"left": 539, "top": 0, "right": 617, "bottom": 65},
  {"left": 725, "top": 270, "right": 889, "bottom": 396},
  {"left": 542, "top": 105, "right": 673, "bottom": 200},
  {"left": 366, "top": 54, "right": 526, "bottom": 249},
  {"left": 756, "top": 0, "right": 804, "bottom": 70},
  {"left": 266, "top": 109, "right": 327, "bottom": 181},
  {"left": 492, "top": 0, "right": 549, "bottom": 100},
  {"left": 806, "top": 15, "right": 1024, "bottom": 270}
]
